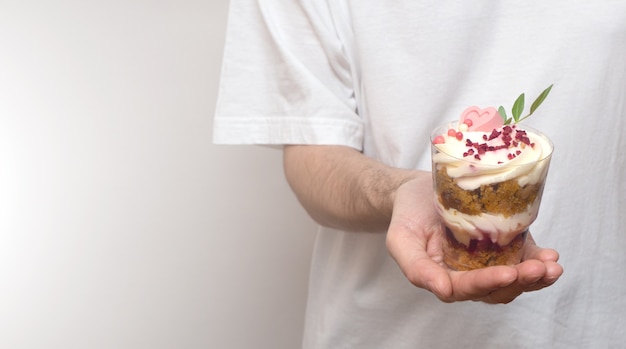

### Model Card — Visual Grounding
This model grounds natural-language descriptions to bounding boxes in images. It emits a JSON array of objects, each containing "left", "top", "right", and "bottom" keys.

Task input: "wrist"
[{"left": 360, "top": 166, "right": 425, "bottom": 226}]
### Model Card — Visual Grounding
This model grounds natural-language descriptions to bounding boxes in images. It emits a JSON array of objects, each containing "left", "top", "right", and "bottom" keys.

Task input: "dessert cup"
[{"left": 431, "top": 121, "right": 553, "bottom": 270}]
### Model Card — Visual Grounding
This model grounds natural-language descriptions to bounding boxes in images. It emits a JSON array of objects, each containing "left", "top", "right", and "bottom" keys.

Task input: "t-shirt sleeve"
[{"left": 213, "top": 0, "right": 363, "bottom": 150}]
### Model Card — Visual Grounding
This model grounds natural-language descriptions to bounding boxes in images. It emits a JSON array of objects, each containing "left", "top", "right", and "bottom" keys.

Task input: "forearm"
[{"left": 283, "top": 144, "right": 425, "bottom": 232}]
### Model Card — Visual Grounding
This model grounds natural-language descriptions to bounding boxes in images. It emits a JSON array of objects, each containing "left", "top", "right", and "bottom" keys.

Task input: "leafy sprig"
[{"left": 499, "top": 84, "right": 553, "bottom": 125}]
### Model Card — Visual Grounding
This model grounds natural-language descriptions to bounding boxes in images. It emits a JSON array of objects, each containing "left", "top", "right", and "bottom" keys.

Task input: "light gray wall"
[{"left": 0, "top": 1, "right": 317, "bottom": 348}]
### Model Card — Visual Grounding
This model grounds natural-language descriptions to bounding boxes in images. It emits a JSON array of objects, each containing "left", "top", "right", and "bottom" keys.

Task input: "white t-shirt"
[{"left": 214, "top": 1, "right": 626, "bottom": 348}]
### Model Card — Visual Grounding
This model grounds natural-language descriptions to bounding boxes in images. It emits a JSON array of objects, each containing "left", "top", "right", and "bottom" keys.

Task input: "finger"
[
  {"left": 408, "top": 257, "right": 454, "bottom": 302},
  {"left": 523, "top": 234, "right": 560, "bottom": 262},
  {"left": 388, "top": 228, "right": 455, "bottom": 298},
  {"left": 521, "top": 234, "right": 563, "bottom": 290},
  {"left": 543, "top": 260, "right": 563, "bottom": 284},
  {"left": 524, "top": 260, "right": 563, "bottom": 292},
  {"left": 478, "top": 259, "right": 546, "bottom": 303},
  {"left": 447, "top": 266, "right": 518, "bottom": 302}
]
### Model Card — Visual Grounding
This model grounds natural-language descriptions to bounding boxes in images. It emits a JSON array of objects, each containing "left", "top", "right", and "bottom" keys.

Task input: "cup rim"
[{"left": 430, "top": 120, "right": 554, "bottom": 166}]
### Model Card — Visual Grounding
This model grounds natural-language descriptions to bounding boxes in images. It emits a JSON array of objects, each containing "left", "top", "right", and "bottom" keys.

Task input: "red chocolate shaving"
[{"left": 462, "top": 126, "right": 533, "bottom": 163}]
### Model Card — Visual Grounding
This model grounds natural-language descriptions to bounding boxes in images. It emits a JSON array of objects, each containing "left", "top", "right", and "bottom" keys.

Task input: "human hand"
[{"left": 386, "top": 174, "right": 563, "bottom": 304}]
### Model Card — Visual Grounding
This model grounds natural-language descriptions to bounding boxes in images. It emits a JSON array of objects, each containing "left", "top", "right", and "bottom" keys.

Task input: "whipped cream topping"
[
  {"left": 432, "top": 122, "right": 553, "bottom": 190},
  {"left": 434, "top": 198, "right": 540, "bottom": 246}
]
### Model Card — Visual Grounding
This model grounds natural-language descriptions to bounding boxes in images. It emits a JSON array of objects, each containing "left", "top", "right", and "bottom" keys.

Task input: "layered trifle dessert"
[{"left": 430, "top": 86, "right": 554, "bottom": 270}]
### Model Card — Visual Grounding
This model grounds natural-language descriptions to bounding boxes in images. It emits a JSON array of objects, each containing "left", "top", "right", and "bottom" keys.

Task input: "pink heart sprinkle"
[{"left": 459, "top": 106, "right": 504, "bottom": 132}]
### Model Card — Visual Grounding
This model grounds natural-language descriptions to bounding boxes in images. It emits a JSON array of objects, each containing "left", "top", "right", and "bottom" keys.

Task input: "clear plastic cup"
[{"left": 430, "top": 121, "right": 553, "bottom": 270}]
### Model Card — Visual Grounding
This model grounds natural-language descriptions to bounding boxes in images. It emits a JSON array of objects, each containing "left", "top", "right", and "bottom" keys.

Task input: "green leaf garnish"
[
  {"left": 511, "top": 93, "right": 525, "bottom": 122},
  {"left": 529, "top": 84, "right": 554, "bottom": 115},
  {"left": 498, "top": 105, "right": 508, "bottom": 122},
  {"left": 504, "top": 84, "right": 553, "bottom": 124}
]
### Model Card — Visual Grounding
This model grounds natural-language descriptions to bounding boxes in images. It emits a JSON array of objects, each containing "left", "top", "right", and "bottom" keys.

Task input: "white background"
[{"left": 0, "top": 1, "right": 317, "bottom": 348}]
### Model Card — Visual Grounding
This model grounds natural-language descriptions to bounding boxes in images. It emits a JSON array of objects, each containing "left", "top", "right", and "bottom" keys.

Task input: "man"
[{"left": 214, "top": 1, "right": 626, "bottom": 347}]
